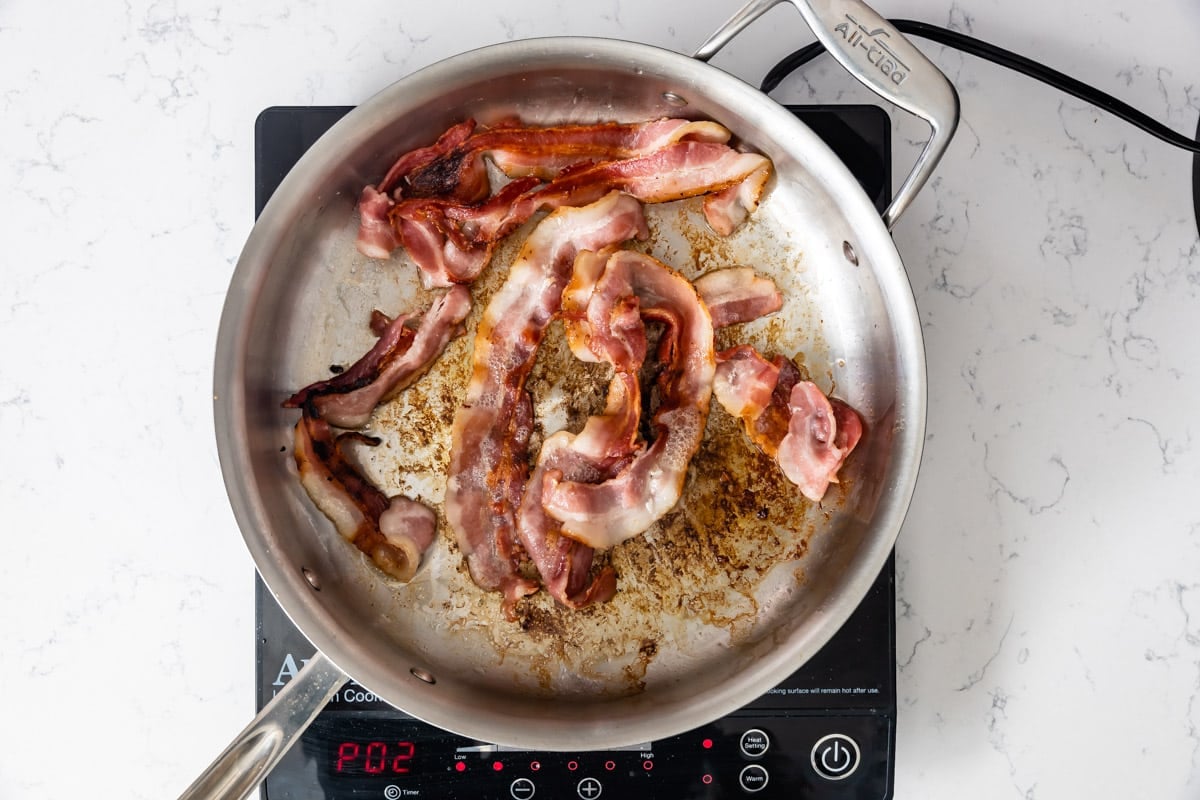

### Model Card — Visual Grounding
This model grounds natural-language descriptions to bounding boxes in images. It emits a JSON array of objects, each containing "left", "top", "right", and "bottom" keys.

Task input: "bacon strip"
[
  {"left": 449, "top": 141, "right": 770, "bottom": 243},
  {"left": 777, "top": 382, "right": 864, "bottom": 501},
  {"left": 284, "top": 310, "right": 418, "bottom": 409},
  {"left": 293, "top": 409, "right": 436, "bottom": 582},
  {"left": 694, "top": 266, "right": 783, "bottom": 328},
  {"left": 444, "top": 193, "right": 649, "bottom": 616},
  {"left": 540, "top": 250, "right": 716, "bottom": 550},
  {"left": 378, "top": 119, "right": 479, "bottom": 196},
  {"left": 359, "top": 118, "right": 735, "bottom": 261},
  {"left": 514, "top": 248, "right": 639, "bottom": 607},
  {"left": 393, "top": 177, "right": 541, "bottom": 288},
  {"left": 405, "top": 118, "right": 730, "bottom": 199},
  {"left": 284, "top": 286, "right": 472, "bottom": 429},
  {"left": 393, "top": 141, "right": 772, "bottom": 286},
  {"left": 356, "top": 185, "right": 401, "bottom": 260},
  {"left": 712, "top": 345, "right": 864, "bottom": 502},
  {"left": 703, "top": 160, "right": 771, "bottom": 236},
  {"left": 516, "top": 395, "right": 630, "bottom": 608},
  {"left": 355, "top": 121, "right": 480, "bottom": 259}
]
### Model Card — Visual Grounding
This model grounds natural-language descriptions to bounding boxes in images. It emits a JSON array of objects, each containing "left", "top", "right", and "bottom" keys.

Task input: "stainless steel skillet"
[{"left": 184, "top": 1, "right": 957, "bottom": 797}]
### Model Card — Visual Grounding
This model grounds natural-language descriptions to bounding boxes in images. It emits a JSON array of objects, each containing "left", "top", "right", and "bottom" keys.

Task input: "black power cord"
[
  {"left": 1194, "top": 116, "right": 1200, "bottom": 232},
  {"left": 762, "top": 19, "right": 1200, "bottom": 155},
  {"left": 762, "top": 19, "right": 1200, "bottom": 235}
]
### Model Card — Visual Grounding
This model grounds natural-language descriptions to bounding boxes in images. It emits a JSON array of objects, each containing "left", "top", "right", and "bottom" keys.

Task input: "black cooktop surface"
[{"left": 254, "top": 103, "right": 897, "bottom": 800}]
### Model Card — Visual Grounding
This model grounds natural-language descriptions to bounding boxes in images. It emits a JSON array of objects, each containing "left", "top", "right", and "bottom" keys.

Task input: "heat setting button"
[
  {"left": 576, "top": 776, "right": 603, "bottom": 799},
  {"left": 738, "top": 764, "right": 769, "bottom": 793},
  {"left": 739, "top": 728, "right": 770, "bottom": 758},
  {"left": 509, "top": 777, "right": 536, "bottom": 799},
  {"left": 811, "top": 733, "right": 861, "bottom": 781}
]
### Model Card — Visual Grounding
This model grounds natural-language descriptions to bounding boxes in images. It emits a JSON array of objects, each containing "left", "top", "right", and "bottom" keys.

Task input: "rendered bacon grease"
[{"left": 283, "top": 116, "right": 863, "bottom": 614}]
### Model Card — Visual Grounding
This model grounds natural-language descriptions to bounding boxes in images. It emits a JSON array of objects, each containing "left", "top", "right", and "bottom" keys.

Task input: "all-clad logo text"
[{"left": 834, "top": 14, "right": 909, "bottom": 85}]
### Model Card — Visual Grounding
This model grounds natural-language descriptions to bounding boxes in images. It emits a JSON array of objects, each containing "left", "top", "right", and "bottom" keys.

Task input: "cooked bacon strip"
[
  {"left": 355, "top": 121, "right": 480, "bottom": 259},
  {"left": 361, "top": 118, "right": 732, "bottom": 260},
  {"left": 393, "top": 177, "right": 541, "bottom": 288},
  {"left": 293, "top": 409, "right": 436, "bottom": 582},
  {"left": 283, "top": 285, "right": 472, "bottom": 429},
  {"left": 712, "top": 345, "right": 800, "bottom": 457},
  {"left": 450, "top": 141, "right": 771, "bottom": 242},
  {"left": 694, "top": 267, "right": 783, "bottom": 328},
  {"left": 515, "top": 380, "right": 634, "bottom": 607},
  {"left": 403, "top": 118, "right": 730, "bottom": 202},
  {"left": 284, "top": 310, "right": 417, "bottom": 408},
  {"left": 378, "top": 119, "right": 478, "bottom": 196},
  {"left": 393, "top": 141, "right": 771, "bottom": 286},
  {"left": 712, "top": 345, "right": 864, "bottom": 501},
  {"left": 356, "top": 185, "right": 401, "bottom": 259},
  {"left": 368, "top": 309, "right": 395, "bottom": 336},
  {"left": 445, "top": 193, "right": 649, "bottom": 616},
  {"left": 703, "top": 160, "right": 771, "bottom": 236},
  {"left": 777, "top": 382, "right": 864, "bottom": 501},
  {"left": 541, "top": 250, "right": 716, "bottom": 550},
  {"left": 514, "top": 248, "right": 640, "bottom": 607},
  {"left": 449, "top": 118, "right": 731, "bottom": 180}
]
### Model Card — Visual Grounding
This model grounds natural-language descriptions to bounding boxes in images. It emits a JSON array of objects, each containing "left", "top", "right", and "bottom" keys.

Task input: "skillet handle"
[
  {"left": 177, "top": 650, "right": 348, "bottom": 800},
  {"left": 695, "top": 0, "right": 959, "bottom": 230}
]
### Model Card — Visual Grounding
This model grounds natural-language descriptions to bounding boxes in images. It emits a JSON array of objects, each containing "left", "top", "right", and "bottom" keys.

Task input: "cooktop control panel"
[
  {"left": 268, "top": 711, "right": 891, "bottom": 799},
  {"left": 254, "top": 104, "right": 897, "bottom": 800}
]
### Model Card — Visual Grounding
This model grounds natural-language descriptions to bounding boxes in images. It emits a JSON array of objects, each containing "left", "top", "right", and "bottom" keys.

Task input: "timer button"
[
  {"left": 811, "top": 733, "right": 861, "bottom": 781},
  {"left": 738, "top": 764, "right": 769, "bottom": 793},
  {"left": 510, "top": 776, "right": 536, "bottom": 799},
  {"left": 739, "top": 728, "right": 770, "bottom": 758}
]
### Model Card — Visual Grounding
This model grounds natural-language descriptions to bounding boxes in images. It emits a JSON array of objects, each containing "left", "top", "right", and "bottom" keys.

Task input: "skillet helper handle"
[
  {"left": 695, "top": 0, "right": 960, "bottom": 229},
  {"left": 177, "top": 650, "right": 348, "bottom": 800}
]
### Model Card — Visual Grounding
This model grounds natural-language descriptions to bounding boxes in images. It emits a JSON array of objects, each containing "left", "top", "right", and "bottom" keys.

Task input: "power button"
[{"left": 810, "top": 733, "right": 861, "bottom": 781}]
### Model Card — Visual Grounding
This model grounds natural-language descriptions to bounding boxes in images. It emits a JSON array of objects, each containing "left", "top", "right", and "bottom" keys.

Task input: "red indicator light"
[
  {"left": 643, "top": 760, "right": 654, "bottom": 771},
  {"left": 455, "top": 761, "right": 466, "bottom": 773},
  {"left": 605, "top": 760, "right": 616, "bottom": 771},
  {"left": 702, "top": 738, "right": 714, "bottom": 750},
  {"left": 702, "top": 774, "right": 714, "bottom": 785},
  {"left": 530, "top": 761, "right": 541, "bottom": 771},
  {"left": 492, "top": 761, "right": 504, "bottom": 772},
  {"left": 567, "top": 760, "right": 579, "bottom": 771}
]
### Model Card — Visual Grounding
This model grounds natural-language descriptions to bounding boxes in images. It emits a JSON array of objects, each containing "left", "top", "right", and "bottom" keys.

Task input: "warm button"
[
  {"left": 811, "top": 733, "right": 861, "bottom": 781},
  {"left": 738, "top": 764, "right": 769, "bottom": 793},
  {"left": 739, "top": 728, "right": 770, "bottom": 758}
]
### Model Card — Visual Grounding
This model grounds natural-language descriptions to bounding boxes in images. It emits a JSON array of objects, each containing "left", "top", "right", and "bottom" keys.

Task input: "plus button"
[{"left": 576, "top": 777, "right": 603, "bottom": 799}]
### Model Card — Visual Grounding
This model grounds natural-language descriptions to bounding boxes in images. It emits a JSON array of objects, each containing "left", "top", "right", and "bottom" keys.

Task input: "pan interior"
[{"left": 217, "top": 37, "right": 923, "bottom": 750}]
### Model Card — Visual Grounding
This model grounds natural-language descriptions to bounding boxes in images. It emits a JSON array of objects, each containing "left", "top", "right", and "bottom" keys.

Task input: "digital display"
[{"left": 333, "top": 740, "right": 416, "bottom": 776}]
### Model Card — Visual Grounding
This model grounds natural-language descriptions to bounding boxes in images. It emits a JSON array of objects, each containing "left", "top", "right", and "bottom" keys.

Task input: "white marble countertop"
[{"left": 3, "top": 1, "right": 1198, "bottom": 797}]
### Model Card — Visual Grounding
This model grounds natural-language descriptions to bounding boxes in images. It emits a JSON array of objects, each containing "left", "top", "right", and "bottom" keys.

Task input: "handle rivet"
[
  {"left": 410, "top": 667, "right": 437, "bottom": 685},
  {"left": 842, "top": 240, "right": 859, "bottom": 266},
  {"left": 662, "top": 92, "right": 688, "bottom": 107},
  {"left": 301, "top": 567, "right": 321, "bottom": 591}
]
